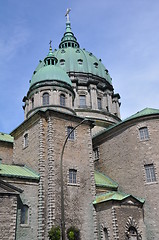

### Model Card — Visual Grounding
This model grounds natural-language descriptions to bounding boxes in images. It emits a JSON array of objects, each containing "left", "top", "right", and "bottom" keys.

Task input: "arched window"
[
  {"left": 21, "top": 204, "right": 29, "bottom": 225},
  {"left": 128, "top": 226, "right": 138, "bottom": 239},
  {"left": 24, "top": 133, "right": 28, "bottom": 148},
  {"left": 103, "top": 228, "right": 109, "bottom": 240},
  {"left": 77, "top": 59, "right": 83, "bottom": 65},
  {"left": 94, "top": 62, "right": 98, "bottom": 68},
  {"left": 60, "top": 59, "right": 65, "bottom": 65},
  {"left": 60, "top": 94, "right": 66, "bottom": 106},
  {"left": 43, "top": 93, "right": 49, "bottom": 106}
]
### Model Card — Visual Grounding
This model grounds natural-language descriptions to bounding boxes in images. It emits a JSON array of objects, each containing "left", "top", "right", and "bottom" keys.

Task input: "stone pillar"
[
  {"left": 103, "top": 93, "right": 108, "bottom": 111},
  {"left": 90, "top": 85, "right": 97, "bottom": 110},
  {"left": 50, "top": 90, "right": 54, "bottom": 105},
  {"left": 106, "top": 91, "right": 112, "bottom": 113}
]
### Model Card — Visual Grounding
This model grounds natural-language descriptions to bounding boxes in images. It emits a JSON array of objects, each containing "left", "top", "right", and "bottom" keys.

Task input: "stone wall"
[
  {"left": 0, "top": 141, "right": 13, "bottom": 164},
  {"left": 44, "top": 115, "right": 97, "bottom": 239},
  {"left": 0, "top": 194, "right": 17, "bottom": 240},
  {"left": 95, "top": 200, "right": 145, "bottom": 240},
  {"left": 14, "top": 180, "right": 39, "bottom": 240},
  {"left": 13, "top": 117, "right": 40, "bottom": 172},
  {"left": 12, "top": 111, "right": 97, "bottom": 240},
  {"left": 94, "top": 118, "right": 159, "bottom": 239}
]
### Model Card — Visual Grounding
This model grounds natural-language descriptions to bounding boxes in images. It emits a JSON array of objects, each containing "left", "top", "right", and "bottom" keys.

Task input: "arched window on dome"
[
  {"left": 77, "top": 59, "right": 83, "bottom": 65},
  {"left": 94, "top": 62, "right": 98, "bottom": 68},
  {"left": 60, "top": 94, "right": 66, "bottom": 106},
  {"left": 60, "top": 59, "right": 65, "bottom": 65},
  {"left": 43, "top": 93, "right": 49, "bottom": 106}
]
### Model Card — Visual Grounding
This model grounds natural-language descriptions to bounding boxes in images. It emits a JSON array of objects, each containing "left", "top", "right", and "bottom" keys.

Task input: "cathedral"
[{"left": 0, "top": 11, "right": 159, "bottom": 240}]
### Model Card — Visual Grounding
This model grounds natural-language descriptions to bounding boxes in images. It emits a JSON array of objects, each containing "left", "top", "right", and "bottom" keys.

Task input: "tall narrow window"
[
  {"left": 103, "top": 228, "right": 109, "bottom": 240},
  {"left": 60, "top": 94, "right": 66, "bottom": 106},
  {"left": 139, "top": 127, "right": 149, "bottom": 140},
  {"left": 21, "top": 205, "right": 29, "bottom": 225},
  {"left": 24, "top": 133, "right": 28, "bottom": 148},
  {"left": 67, "top": 126, "right": 75, "bottom": 140},
  {"left": 93, "top": 147, "right": 99, "bottom": 161},
  {"left": 31, "top": 97, "right": 34, "bottom": 108},
  {"left": 97, "top": 97, "right": 102, "bottom": 109},
  {"left": 43, "top": 93, "right": 49, "bottom": 106},
  {"left": 144, "top": 164, "right": 156, "bottom": 183},
  {"left": 69, "top": 169, "right": 77, "bottom": 184},
  {"left": 79, "top": 95, "right": 86, "bottom": 108}
]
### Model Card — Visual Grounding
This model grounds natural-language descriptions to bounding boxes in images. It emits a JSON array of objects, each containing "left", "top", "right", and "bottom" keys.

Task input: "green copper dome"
[
  {"left": 31, "top": 18, "right": 112, "bottom": 87},
  {"left": 30, "top": 65, "right": 72, "bottom": 87},
  {"left": 52, "top": 48, "right": 112, "bottom": 84},
  {"left": 30, "top": 45, "right": 72, "bottom": 88}
]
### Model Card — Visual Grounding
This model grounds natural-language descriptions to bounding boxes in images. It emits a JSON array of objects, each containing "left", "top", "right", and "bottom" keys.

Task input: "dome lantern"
[{"left": 59, "top": 9, "right": 80, "bottom": 49}]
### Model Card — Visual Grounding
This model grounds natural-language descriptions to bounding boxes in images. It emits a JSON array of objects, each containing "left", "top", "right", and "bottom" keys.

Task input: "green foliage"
[
  {"left": 48, "top": 226, "right": 61, "bottom": 240},
  {"left": 67, "top": 226, "right": 80, "bottom": 240}
]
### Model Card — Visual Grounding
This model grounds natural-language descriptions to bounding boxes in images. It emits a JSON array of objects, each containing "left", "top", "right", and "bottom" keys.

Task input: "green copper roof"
[
  {"left": 0, "top": 164, "right": 40, "bottom": 180},
  {"left": 93, "top": 191, "right": 145, "bottom": 205},
  {"left": 0, "top": 133, "right": 14, "bottom": 143},
  {"left": 30, "top": 65, "right": 72, "bottom": 87},
  {"left": 95, "top": 171, "right": 118, "bottom": 189},
  {"left": 59, "top": 21, "right": 80, "bottom": 49},
  {"left": 125, "top": 108, "right": 159, "bottom": 121},
  {"left": 52, "top": 48, "right": 112, "bottom": 84},
  {"left": 31, "top": 19, "right": 112, "bottom": 86},
  {"left": 93, "top": 107, "right": 159, "bottom": 140}
]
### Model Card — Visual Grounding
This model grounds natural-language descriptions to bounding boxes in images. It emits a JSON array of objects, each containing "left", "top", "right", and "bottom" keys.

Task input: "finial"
[
  {"left": 65, "top": 8, "right": 71, "bottom": 22},
  {"left": 49, "top": 40, "right": 52, "bottom": 50}
]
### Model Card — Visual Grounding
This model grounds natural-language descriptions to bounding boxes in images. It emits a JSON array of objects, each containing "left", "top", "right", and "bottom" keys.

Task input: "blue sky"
[{"left": 0, "top": 0, "right": 159, "bottom": 133}]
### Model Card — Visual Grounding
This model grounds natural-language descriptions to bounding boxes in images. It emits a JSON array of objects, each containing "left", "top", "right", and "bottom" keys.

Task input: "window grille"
[
  {"left": 144, "top": 164, "right": 156, "bottom": 182},
  {"left": 67, "top": 126, "right": 75, "bottom": 140},
  {"left": 79, "top": 95, "right": 86, "bottom": 107},
  {"left": 139, "top": 127, "right": 149, "bottom": 140},
  {"left": 43, "top": 93, "right": 49, "bottom": 106},
  {"left": 69, "top": 169, "right": 77, "bottom": 184},
  {"left": 60, "top": 94, "right": 66, "bottom": 106}
]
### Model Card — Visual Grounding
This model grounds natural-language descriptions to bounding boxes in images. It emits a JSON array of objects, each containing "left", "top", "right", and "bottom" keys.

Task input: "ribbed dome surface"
[
  {"left": 52, "top": 47, "right": 112, "bottom": 84},
  {"left": 30, "top": 65, "right": 72, "bottom": 87}
]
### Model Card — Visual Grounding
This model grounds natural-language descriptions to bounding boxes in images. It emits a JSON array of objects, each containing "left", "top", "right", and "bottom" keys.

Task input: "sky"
[{"left": 0, "top": 0, "right": 159, "bottom": 133}]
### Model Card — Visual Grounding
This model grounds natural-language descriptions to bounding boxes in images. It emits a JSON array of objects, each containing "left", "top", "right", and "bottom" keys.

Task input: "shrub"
[
  {"left": 48, "top": 226, "right": 61, "bottom": 240},
  {"left": 67, "top": 226, "right": 80, "bottom": 240}
]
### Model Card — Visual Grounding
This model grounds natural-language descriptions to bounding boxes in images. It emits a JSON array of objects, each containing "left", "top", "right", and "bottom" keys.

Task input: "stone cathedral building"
[{"left": 0, "top": 12, "right": 159, "bottom": 240}]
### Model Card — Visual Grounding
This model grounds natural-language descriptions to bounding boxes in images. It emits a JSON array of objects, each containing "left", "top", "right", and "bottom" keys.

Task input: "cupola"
[
  {"left": 59, "top": 9, "right": 79, "bottom": 49},
  {"left": 23, "top": 42, "right": 75, "bottom": 119}
]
